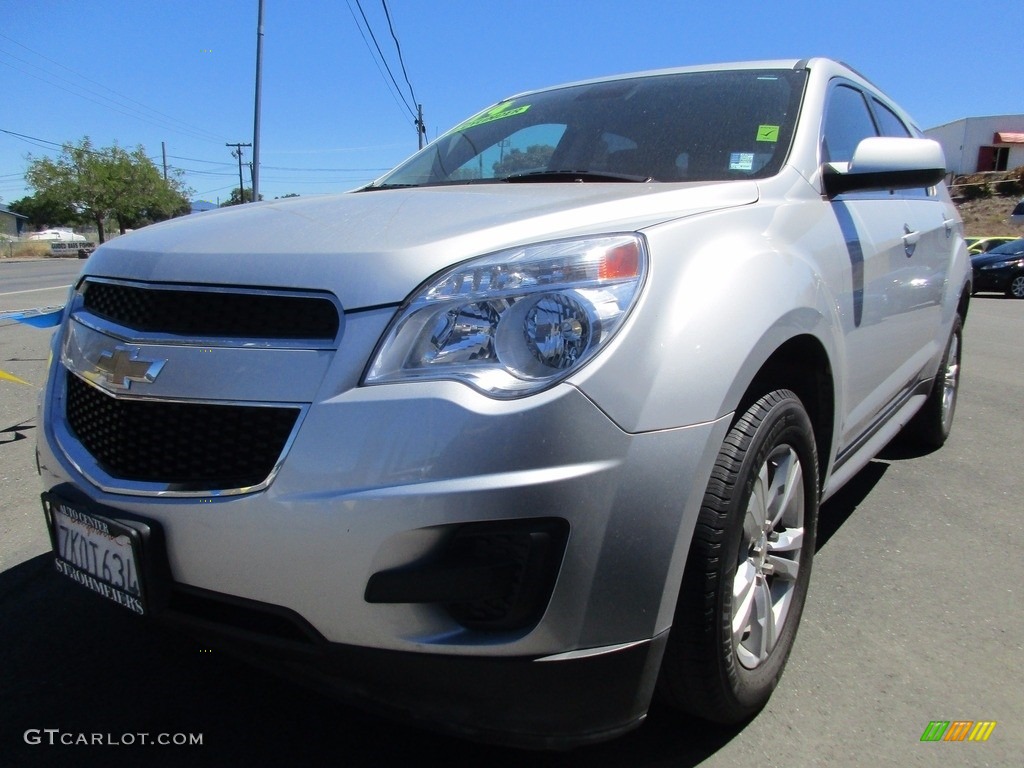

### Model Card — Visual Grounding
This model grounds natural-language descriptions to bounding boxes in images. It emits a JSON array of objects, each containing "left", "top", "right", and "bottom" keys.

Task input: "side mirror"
[{"left": 823, "top": 137, "right": 946, "bottom": 198}]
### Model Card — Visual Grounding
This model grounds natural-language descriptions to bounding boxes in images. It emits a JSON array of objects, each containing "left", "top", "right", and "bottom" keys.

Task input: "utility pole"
[
  {"left": 252, "top": 0, "right": 265, "bottom": 200},
  {"left": 161, "top": 141, "right": 168, "bottom": 181},
  {"left": 226, "top": 142, "right": 252, "bottom": 202},
  {"left": 416, "top": 104, "right": 426, "bottom": 149}
]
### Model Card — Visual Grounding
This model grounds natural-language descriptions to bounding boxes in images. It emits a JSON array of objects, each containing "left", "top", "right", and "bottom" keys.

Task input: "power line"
[
  {"left": 0, "top": 61, "right": 222, "bottom": 148},
  {"left": 0, "top": 33, "right": 228, "bottom": 145},
  {"left": 0, "top": 128, "right": 129, "bottom": 158},
  {"left": 0, "top": 127, "right": 65, "bottom": 152},
  {"left": 343, "top": 3, "right": 410, "bottom": 122},
  {"left": 262, "top": 165, "right": 391, "bottom": 172},
  {"left": 194, "top": 183, "right": 238, "bottom": 197},
  {"left": 167, "top": 154, "right": 388, "bottom": 174},
  {"left": 170, "top": 167, "right": 238, "bottom": 177},
  {"left": 265, "top": 142, "right": 409, "bottom": 154},
  {"left": 349, "top": 0, "right": 415, "bottom": 119},
  {"left": 2, "top": 128, "right": 392, "bottom": 199},
  {"left": 166, "top": 154, "right": 238, "bottom": 166},
  {"left": 379, "top": 0, "right": 426, "bottom": 148},
  {"left": 380, "top": 0, "right": 418, "bottom": 108},
  {"left": 0, "top": 58, "right": 225, "bottom": 146},
  {"left": 2, "top": 128, "right": 179, "bottom": 167}
]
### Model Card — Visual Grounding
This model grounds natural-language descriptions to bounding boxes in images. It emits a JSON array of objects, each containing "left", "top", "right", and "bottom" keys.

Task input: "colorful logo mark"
[
  {"left": 456, "top": 102, "right": 531, "bottom": 131},
  {"left": 920, "top": 720, "right": 996, "bottom": 742}
]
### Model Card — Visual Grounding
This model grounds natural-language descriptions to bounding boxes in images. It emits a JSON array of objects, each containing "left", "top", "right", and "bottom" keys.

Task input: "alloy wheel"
[{"left": 733, "top": 444, "right": 806, "bottom": 670}]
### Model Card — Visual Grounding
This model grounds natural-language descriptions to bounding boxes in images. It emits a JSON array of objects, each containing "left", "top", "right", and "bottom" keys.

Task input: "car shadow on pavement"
[
  {"left": 1, "top": 553, "right": 746, "bottom": 768},
  {"left": 816, "top": 459, "right": 889, "bottom": 551},
  {"left": 0, "top": 419, "right": 35, "bottom": 446}
]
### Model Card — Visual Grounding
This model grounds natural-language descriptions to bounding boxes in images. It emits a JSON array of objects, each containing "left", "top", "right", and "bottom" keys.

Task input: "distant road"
[{"left": 0, "top": 259, "right": 84, "bottom": 312}]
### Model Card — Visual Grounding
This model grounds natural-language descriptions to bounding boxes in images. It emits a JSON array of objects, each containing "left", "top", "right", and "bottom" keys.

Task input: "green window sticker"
[
  {"left": 457, "top": 102, "right": 532, "bottom": 131},
  {"left": 756, "top": 124, "right": 780, "bottom": 143}
]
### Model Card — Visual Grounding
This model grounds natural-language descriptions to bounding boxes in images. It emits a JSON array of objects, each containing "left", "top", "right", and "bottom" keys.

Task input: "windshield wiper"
[
  {"left": 361, "top": 171, "right": 652, "bottom": 191},
  {"left": 358, "top": 183, "right": 419, "bottom": 192},
  {"left": 361, "top": 179, "right": 510, "bottom": 192},
  {"left": 504, "top": 170, "right": 652, "bottom": 183}
]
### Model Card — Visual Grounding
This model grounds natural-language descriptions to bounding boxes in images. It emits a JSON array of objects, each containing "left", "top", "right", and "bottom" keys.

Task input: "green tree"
[
  {"left": 25, "top": 137, "right": 191, "bottom": 243},
  {"left": 107, "top": 146, "right": 190, "bottom": 233},
  {"left": 222, "top": 187, "right": 263, "bottom": 206},
  {"left": 492, "top": 144, "right": 555, "bottom": 176},
  {"left": 7, "top": 193, "right": 82, "bottom": 230}
]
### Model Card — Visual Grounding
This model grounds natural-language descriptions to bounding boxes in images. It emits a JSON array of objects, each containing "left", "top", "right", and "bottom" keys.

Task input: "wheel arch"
[
  {"left": 957, "top": 282, "right": 971, "bottom": 322},
  {"left": 732, "top": 334, "right": 835, "bottom": 492}
]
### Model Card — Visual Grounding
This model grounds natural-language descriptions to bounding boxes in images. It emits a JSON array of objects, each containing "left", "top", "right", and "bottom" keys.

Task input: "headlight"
[
  {"left": 981, "top": 258, "right": 1024, "bottom": 270},
  {"left": 364, "top": 234, "right": 647, "bottom": 397}
]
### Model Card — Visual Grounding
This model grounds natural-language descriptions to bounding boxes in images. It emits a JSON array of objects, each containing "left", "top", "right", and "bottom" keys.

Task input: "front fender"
[{"left": 569, "top": 204, "right": 843, "bottom": 435}]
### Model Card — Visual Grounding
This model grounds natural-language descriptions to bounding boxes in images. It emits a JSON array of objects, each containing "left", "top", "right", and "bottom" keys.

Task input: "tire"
[
  {"left": 1008, "top": 274, "right": 1024, "bottom": 299},
  {"left": 902, "top": 314, "right": 962, "bottom": 450},
  {"left": 659, "top": 389, "right": 819, "bottom": 724}
]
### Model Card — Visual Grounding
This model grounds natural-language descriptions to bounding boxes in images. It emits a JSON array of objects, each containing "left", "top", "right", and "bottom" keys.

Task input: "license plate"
[{"left": 43, "top": 497, "right": 147, "bottom": 615}]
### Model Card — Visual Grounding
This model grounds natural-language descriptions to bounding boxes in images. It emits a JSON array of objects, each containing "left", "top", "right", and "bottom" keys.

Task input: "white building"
[{"left": 925, "top": 115, "right": 1024, "bottom": 176}]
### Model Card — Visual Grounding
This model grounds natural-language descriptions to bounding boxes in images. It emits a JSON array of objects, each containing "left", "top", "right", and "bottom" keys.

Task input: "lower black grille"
[{"left": 65, "top": 373, "right": 299, "bottom": 491}]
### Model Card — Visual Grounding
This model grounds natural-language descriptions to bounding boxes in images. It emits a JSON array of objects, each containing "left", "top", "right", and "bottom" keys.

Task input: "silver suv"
[{"left": 38, "top": 58, "right": 971, "bottom": 748}]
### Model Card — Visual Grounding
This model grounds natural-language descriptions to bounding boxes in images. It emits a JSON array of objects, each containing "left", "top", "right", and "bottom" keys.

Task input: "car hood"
[
  {"left": 971, "top": 247, "right": 1024, "bottom": 268},
  {"left": 86, "top": 182, "right": 758, "bottom": 310}
]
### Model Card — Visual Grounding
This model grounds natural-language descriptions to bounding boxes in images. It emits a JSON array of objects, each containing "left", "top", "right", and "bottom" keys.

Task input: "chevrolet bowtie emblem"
[{"left": 94, "top": 346, "right": 166, "bottom": 391}]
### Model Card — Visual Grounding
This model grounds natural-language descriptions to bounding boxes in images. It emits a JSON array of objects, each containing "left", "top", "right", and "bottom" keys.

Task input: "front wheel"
[
  {"left": 659, "top": 390, "right": 819, "bottom": 723},
  {"left": 1008, "top": 274, "right": 1024, "bottom": 299}
]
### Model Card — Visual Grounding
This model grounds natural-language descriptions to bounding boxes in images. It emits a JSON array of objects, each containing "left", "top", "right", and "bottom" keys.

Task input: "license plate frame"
[{"left": 43, "top": 494, "right": 148, "bottom": 615}]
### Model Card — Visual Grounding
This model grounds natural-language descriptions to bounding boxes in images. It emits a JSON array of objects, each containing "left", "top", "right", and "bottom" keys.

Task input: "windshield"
[
  {"left": 369, "top": 68, "right": 806, "bottom": 189},
  {"left": 988, "top": 239, "right": 1024, "bottom": 255}
]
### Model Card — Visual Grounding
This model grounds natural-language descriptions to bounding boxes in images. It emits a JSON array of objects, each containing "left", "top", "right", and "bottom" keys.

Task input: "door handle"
[
  {"left": 943, "top": 218, "right": 956, "bottom": 238},
  {"left": 902, "top": 224, "right": 919, "bottom": 257}
]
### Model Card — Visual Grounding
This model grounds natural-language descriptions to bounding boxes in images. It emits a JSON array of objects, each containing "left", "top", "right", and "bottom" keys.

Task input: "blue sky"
[{"left": 1, "top": 0, "right": 1020, "bottom": 205}]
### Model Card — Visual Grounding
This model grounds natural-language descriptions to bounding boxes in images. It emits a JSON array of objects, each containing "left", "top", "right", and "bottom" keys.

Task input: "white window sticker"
[{"left": 729, "top": 152, "right": 754, "bottom": 171}]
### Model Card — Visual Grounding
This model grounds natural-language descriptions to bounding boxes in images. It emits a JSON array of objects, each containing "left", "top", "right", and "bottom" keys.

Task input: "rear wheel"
[
  {"left": 902, "top": 314, "right": 962, "bottom": 450},
  {"left": 659, "top": 389, "right": 819, "bottom": 723}
]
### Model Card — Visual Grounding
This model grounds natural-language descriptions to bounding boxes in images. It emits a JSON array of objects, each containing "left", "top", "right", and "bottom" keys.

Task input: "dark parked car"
[{"left": 971, "top": 238, "right": 1024, "bottom": 298}]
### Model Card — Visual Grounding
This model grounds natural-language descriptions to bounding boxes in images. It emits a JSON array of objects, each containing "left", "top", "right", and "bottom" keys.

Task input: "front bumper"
[{"left": 40, "top": 371, "right": 729, "bottom": 652}]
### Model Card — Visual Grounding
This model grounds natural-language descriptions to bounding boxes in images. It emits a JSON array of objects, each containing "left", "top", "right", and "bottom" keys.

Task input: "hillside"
[
  {"left": 951, "top": 166, "right": 1023, "bottom": 236},
  {"left": 956, "top": 195, "right": 1022, "bottom": 237}
]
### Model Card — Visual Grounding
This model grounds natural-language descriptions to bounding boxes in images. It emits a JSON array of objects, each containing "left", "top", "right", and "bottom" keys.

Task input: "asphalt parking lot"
[{"left": 1, "top": 269, "right": 1021, "bottom": 767}]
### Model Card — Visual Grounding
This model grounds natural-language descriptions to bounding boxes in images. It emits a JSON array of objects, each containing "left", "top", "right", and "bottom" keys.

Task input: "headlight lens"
[
  {"left": 981, "top": 257, "right": 1024, "bottom": 270},
  {"left": 365, "top": 234, "right": 647, "bottom": 397}
]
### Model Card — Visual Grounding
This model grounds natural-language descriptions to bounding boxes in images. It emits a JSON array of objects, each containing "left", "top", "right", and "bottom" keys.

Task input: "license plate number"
[{"left": 45, "top": 498, "right": 146, "bottom": 615}]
